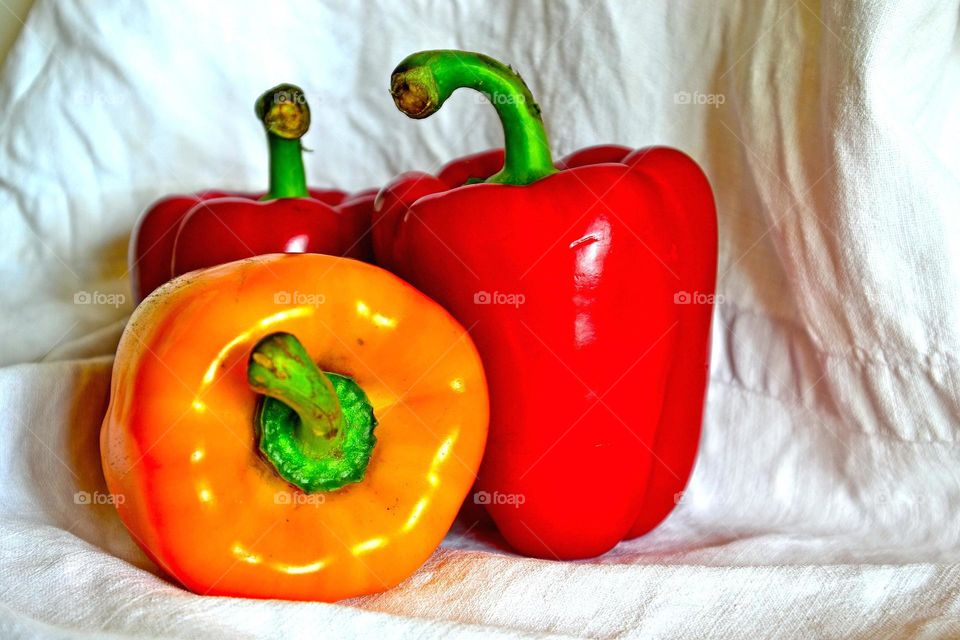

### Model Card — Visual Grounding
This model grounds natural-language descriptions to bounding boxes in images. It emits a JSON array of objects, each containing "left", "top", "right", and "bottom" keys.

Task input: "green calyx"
[
  {"left": 390, "top": 50, "right": 557, "bottom": 186},
  {"left": 248, "top": 332, "right": 377, "bottom": 493},
  {"left": 255, "top": 83, "right": 311, "bottom": 201}
]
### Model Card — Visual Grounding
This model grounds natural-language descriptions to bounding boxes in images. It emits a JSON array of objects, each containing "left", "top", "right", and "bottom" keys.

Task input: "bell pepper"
[
  {"left": 129, "top": 84, "right": 376, "bottom": 302},
  {"left": 101, "top": 253, "right": 488, "bottom": 600},
  {"left": 374, "top": 50, "right": 717, "bottom": 559}
]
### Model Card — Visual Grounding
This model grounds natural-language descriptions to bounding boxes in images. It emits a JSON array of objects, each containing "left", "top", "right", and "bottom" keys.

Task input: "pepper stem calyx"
[
  {"left": 255, "top": 84, "right": 311, "bottom": 201},
  {"left": 248, "top": 332, "right": 377, "bottom": 493},
  {"left": 390, "top": 50, "right": 557, "bottom": 186}
]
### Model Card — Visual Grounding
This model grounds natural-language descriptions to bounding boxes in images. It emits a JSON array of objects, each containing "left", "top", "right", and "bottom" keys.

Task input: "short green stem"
[
  {"left": 248, "top": 332, "right": 377, "bottom": 493},
  {"left": 255, "top": 84, "right": 311, "bottom": 201},
  {"left": 390, "top": 50, "right": 557, "bottom": 186},
  {"left": 249, "top": 332, "right": 341, "bottom": 452}
]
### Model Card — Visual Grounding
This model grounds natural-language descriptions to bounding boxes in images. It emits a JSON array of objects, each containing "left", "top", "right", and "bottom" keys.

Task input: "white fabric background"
[{"left": 2, "top": 1, "right": 960, "bottom": 637}]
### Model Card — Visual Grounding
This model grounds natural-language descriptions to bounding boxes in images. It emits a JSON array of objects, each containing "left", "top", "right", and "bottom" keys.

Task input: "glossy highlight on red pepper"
[
  {"left": 374, "top": 50, "right": 717, "bottom": 559},
  {"left": 129, "top": 84, "right": 375, "bottom": 302}
]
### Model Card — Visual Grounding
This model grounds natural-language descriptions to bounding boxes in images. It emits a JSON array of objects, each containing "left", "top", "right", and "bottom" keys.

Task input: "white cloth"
[{"left": 2, "top": 1, "right": 960, "bottom": 637}]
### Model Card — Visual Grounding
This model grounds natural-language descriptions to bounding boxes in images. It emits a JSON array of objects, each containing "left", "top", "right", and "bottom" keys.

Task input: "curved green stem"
[
  {"left": 248, "top": 332, "right": 377, "bottom": 493},
  {"left": 255, "top": 84, "right": 311, "bottom": 201},
  {"left": 390, "top": 50, "right": 557, "bottom": 185}
]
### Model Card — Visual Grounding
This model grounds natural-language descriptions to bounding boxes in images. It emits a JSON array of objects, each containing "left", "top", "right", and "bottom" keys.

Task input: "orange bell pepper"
[{"left": 100, "top": 253, "right": 488, "bottom": 601}]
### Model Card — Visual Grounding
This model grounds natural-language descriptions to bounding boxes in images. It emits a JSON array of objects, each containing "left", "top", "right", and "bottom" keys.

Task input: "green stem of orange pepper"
[{"left": 248, "top": 332, "right": 377, "bottom": 493}]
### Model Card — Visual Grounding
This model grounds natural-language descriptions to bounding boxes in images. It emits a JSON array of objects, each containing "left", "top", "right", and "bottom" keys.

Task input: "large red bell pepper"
[
  {"left": 374, "top": 50, "right": 717, "bottom": 559},
  {"left": 130, "top": 84, "right": 375, "bottom": 301}
]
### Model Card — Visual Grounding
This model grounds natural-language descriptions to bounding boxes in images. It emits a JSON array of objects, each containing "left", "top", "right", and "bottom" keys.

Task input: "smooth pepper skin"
[
  {"left": 101, "top": 253, "right": 488, "bottom": 601},
  {"left": 129, "top": 84, "right": 375, "bottom": 302},
  {"left": 374, "top": 50, "right": 717, "bottom": 559}
]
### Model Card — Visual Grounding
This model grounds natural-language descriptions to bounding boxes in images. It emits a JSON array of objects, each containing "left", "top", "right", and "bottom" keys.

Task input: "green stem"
[
  {"left": 390, "top": 50, "right": 557, "bottom": 185},
  {"left": 255, "top": 84, "right": 311, "bottom": 201},
  {"left": 248, "top": 332, "right": 377, "bottom": 493}
]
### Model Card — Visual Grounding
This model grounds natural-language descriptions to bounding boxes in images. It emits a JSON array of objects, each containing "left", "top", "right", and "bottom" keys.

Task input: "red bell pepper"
[
  {"left": 374, "top": 50, "right": 717, "bottom": 559},
  {"left": 130, "top": 84, "right": 375, "bottom": 301}
]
